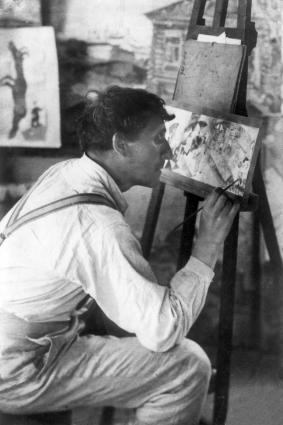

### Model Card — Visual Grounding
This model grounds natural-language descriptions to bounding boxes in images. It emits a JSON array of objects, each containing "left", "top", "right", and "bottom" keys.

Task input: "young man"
[{"left": 0, "top": 86, "right": 239, "bottom": 425}]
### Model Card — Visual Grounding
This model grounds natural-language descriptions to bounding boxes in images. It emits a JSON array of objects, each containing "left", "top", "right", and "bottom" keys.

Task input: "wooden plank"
[
  {"left": 177, "top": 193, "right": 200, "bottom": 269},
  {"left": 232, "top": 59, "right": 248, "bottom": 115},
  {"left": 141, "top": 182, "right": 165, "bottom": 260},
  {"left": 40, "top": 0, "right": 51, "bottom": 25},
  {"left": 0, "top": 411, "right": 72, "bottom": 424},
  {"left": 212, "top": 12, "right": 253, "bottom": 422},
  {"left": 213, "top": 0, "right": 229, "bottom": 28},
  {"left": 250, "top": 209, "right": 261, "bottom": 349},
  {"left": 237, "top": 0, "right": 251, "bottom": 30},
  {"left": 253, "top": 163, "right": 283, "bottom": 276},
  {"left": 99, "top": 407, "right": 115, "bottom": 425},
  {"left": 253, "top": 162, "right": 283, "bottom": 372},
  {"left": 213, "top": 214, "right": 239, "bottom": 425},
  {"left": 187, "top": 0, "right": 207, "bottom": 34},
  {"left": 160, "top": 170, "right": 259, "bottom": 212}
]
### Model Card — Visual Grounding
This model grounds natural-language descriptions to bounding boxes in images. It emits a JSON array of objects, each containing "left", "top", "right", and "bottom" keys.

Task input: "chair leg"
[
  {"left": 99, "top": 406, "right": 115, "bottom": 425},
  {"left": 0, "top": 411, "right": 71, "bottom": 425}
]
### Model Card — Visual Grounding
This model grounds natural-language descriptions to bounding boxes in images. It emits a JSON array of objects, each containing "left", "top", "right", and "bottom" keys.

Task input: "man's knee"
[
  {"left": 136, "top": 341, "right": 211, "bottom": 425},
  {"left": 174, "top": 339, "right": 212, "bottom": 386}
]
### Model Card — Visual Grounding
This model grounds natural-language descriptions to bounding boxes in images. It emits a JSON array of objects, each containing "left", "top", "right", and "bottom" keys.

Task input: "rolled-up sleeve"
[{"left": 69, "top": 218, "right": 215, "bottom": 352}]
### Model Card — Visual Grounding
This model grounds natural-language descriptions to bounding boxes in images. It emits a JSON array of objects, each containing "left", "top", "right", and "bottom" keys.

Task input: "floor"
[
  {"left": 72, "top": 348, "right": 283, "bottom": 425},
  {"left": 204, "top": 349, "right": 283, "bottom": 425}
]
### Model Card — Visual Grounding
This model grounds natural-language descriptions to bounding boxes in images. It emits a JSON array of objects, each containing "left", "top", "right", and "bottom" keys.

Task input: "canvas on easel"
[
  {"left": 161, "top": 103, "right": 262, "bottom": 203},
  {"left": 173, "top": 39, "right": 247, "bottom": 113}
]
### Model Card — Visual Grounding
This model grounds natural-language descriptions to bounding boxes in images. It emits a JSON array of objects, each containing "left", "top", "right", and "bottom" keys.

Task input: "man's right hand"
[{"left": 192, "top": 189, "right": 240, "bottom": 269}]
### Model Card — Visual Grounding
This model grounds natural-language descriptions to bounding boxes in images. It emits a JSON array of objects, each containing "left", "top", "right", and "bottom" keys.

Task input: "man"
[{"left": 0, "top": 86, "right": 239, "bottom": 425}]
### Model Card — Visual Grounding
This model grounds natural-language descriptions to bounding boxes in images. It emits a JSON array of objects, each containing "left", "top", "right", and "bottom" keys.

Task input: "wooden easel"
[{"left": 141, "top": 1, "right": 283, "bottom": 424}]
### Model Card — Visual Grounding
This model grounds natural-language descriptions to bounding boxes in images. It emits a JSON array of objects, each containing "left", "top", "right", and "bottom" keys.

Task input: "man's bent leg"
[
  {"left": 133, "top": 339, "right": 211, "bottom": 425},
  {"left": 2, "top": 336, "right": 211, "bottom": 425}
]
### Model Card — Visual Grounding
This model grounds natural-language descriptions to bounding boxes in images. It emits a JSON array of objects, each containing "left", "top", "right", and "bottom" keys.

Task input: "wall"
[
  {"left": 249, "top": 0, "right": 282, "bottom": 114},
  {"left": 0, "top": 0, "right": 40, "bottom": 24},
  {"left": 87, "top": 43, "right": 114, "bottom": 61},
  {"left": 146, "top": 1, "right": 190, "bottom": 98}
]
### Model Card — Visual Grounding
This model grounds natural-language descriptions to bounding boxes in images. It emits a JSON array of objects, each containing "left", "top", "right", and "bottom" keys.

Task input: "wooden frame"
[{"left": 0, "top": 26, "right": 60, "bottom": 149}]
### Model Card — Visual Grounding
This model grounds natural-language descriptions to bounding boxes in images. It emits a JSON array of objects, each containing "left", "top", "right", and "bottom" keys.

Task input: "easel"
[{"left": 141, "top": 1, "right": 283, "bottom": 424}]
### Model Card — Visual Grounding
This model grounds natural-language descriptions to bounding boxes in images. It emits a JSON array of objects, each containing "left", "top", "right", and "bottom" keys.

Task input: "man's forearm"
[{"left": 192, "top": 238, "right": 222, "bottom": 269}]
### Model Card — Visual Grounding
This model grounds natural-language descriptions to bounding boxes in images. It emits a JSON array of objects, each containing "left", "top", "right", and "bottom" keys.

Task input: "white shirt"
[{"left": 0, "top": 154, "right": 214, "bottom": 352}]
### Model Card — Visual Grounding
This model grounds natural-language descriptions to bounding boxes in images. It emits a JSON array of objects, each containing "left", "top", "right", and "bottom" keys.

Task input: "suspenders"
[{"left": 0, "top": 193, "right": 116, "bottom": 247}]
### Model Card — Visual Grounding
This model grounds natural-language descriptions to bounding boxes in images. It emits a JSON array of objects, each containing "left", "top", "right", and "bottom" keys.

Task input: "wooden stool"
[{"left": 0, "top": 411, "right": 71, "bottom": 425}]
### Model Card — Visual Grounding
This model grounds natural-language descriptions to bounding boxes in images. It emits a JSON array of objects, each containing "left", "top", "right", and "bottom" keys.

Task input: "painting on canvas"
[
  {"left": 0, "top": 27, "right": 60, "bottom": 148},
  {"left": 163, "top": 104, "right": 261, "bottom": 197}
]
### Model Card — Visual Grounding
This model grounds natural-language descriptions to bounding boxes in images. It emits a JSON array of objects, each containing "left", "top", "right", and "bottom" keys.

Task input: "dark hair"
[{"left": 77, "top": 86, "right": 174, "bottom": 152}]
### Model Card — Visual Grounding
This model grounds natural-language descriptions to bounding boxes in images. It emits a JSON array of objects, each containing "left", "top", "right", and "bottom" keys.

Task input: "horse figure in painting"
[{"left": 0, "top": 41, "right": 28, "bottom": 139}]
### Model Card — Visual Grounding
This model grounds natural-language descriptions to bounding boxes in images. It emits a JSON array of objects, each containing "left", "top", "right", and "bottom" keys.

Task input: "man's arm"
[
  {"left": 70, "top": 193, "right": 238, "bottom": 352},
  {"left": 192, "top": 189, "right": 240, "bottom": 268}
]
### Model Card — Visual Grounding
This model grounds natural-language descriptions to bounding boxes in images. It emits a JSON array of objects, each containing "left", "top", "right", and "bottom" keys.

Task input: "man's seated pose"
[{"left": 0, "top": 86, "right": 239, "bottom": 425}]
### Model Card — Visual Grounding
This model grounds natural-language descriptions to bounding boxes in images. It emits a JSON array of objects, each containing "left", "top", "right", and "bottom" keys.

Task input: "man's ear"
[{"left": 112, "top": 132, "right": 130, "bottom": 157}]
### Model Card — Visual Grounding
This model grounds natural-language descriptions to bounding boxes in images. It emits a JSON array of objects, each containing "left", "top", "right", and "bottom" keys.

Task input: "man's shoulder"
[
  {"left": 80, "top": 203, "right": 136, "bottom": 240},
  {"left": 80, "top": 202, "right": 127, "bottom": 229},
  {"left": 75, "top": 204, "right": 139, "bottom": 251},
  {"left": 42, "top": 157, "right": 77, "bottom": 175}
]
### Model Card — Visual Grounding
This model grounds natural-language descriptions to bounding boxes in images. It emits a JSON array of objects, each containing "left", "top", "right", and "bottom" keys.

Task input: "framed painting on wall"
[
  {"left": 0, "top": 26, "right": 61, "bottom": 148},
  {"left": 162, "top": 102, "right": 262, "bottom": 202}
]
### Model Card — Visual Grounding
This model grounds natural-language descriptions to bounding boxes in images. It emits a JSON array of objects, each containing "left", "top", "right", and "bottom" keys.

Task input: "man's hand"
[{"left": 192, "top": 189, "right": 240, "bottom": 268}]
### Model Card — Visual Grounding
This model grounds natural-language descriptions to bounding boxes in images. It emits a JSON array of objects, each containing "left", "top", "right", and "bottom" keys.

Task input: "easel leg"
[
  {"left": 178, "top": 193, "right": 201, "bottom": 269},
  {"left": 141, "top": 182, "right": 165, "bottom": 259},
  {"left": 99, "top": 406, "right": 115, "bottom": 425},
  {"left": 253, "top": 164, "right": 283, "bottom": 372},
  {"left": 213, "top": 214, "right": 239, "bottom": 425},
  {"left": 250, "top": 209, "right": 261, "bottom": 349},
  {"left": 253, "top": 165, "right": 283, "bottom": 273}
]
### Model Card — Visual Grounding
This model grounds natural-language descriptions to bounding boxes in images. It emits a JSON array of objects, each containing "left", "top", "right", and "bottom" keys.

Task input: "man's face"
[{"left": 126, "top": 115, "right": 172, "bottom": 188}]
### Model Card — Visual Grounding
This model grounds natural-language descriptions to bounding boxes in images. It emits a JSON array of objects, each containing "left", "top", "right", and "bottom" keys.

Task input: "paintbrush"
[{"left": 165, "top": 178, "right": 240, "bottom": 240}]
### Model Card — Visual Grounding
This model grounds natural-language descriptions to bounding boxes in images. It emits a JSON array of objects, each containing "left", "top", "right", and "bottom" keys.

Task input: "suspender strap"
[
  {"left": 0, "top": 194, "right": 115, "bottom": 246},
  {"left": 6, "top": 169, "right": 52, "bottom": 227}
]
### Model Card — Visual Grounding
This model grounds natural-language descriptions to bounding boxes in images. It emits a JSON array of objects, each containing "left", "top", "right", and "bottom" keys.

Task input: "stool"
[{"left": 0, "top": 411, "right": 71, "bottom": 425}]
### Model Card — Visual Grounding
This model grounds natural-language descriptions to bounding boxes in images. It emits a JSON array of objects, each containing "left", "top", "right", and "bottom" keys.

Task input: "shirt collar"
[{"left": 77, "top": 154, "right": 128, "bottom": 214}]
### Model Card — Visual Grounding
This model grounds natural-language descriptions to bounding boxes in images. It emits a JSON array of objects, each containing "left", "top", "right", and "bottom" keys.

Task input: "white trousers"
[
  {"left": 1, "top": 337, "right": 211, "bottom": 425},
  {"left": 0, "top": 306, "right": 211, "bottom": 425}
]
